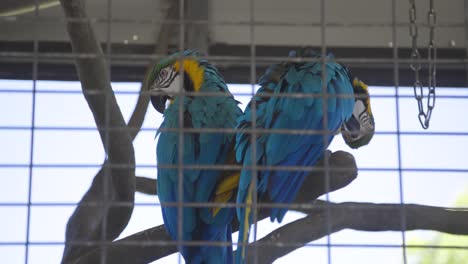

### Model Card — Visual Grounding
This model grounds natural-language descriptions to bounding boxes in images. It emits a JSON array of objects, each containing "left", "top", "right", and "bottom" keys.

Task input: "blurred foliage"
[{"left": 408, "top": 188, "right": 468, "bottom": 264}]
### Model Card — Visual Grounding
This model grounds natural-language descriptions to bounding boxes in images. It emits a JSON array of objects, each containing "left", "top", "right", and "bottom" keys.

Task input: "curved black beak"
[
  {"left": 342, "top": 115, "right": 361, "bottom": 139},
  {"left": 150, "top": 93, "right": 168, "bottom": 114},
  {"left": 342, "top": 115, "right": 374, "bottom": 149},
  {"left": 341, "top": 77, "right": 375, "bottom": 148},
  {"left": 341, "top": 100, "right": 375, "bottom": 149}
]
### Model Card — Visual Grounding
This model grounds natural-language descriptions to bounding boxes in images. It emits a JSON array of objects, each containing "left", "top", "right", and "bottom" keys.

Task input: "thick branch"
[
  {"left": 127, "top": 84, "right": 150, "bottom": 141},
  {"left": 60, "top": 0, "right": 133, "bottom": 159},
  {"left": 60, "top": 0, "right": 135, "bottom": 262},
  {"left": 61, "top": 0, "right": 178, "bottom": 262},
  {"left": 136, "top": 176, "right": 157, "bottom": 195},
  {"left": 72, "top": 150, "right": 358, "bottom": 264},
  {"left": 134, "top": 151, "right": 354, "bottom": 200},
  {"left": 247, "top": 200, "right": 468, "bottom": 264}
]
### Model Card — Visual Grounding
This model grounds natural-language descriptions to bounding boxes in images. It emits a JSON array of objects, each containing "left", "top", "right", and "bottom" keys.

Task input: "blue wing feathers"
[
  {"left": 157, "top": 59, "right": 241, "bottom": 264},
  {"left": 235, "top": 52, "right": 355, "bottom": 264}
]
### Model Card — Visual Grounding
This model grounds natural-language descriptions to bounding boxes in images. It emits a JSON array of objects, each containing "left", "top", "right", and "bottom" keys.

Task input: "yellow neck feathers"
[
  {"left": 173, "top": 59, "right": 205, "bottom": 92},
  {"left": 353, "top": 78, "right": 372, "bottom": 115}
]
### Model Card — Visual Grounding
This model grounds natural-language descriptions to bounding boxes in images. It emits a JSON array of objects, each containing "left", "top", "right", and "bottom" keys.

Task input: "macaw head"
[
  {"left": 341, "top": 78, "right": 375, "bottom": 149},
  {"left": 147, "top": 50, "right": 205, "bottom": 114}
]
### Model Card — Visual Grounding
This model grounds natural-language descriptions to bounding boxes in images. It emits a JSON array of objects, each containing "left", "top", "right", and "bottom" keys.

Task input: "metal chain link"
[{"left": 408, "top": 0, "right": 437, "bottom": 129}]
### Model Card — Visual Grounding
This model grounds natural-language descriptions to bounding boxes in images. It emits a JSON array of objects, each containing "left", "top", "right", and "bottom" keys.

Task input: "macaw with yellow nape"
[
  {"left": 235, "top": 49, "right": 375, "bottom": 263},
  {"left": 148, "top": 50, "right": 242, "bottom": 264},
  {"left": 341, "top": 78, "right": 375, "bottom": 148}
]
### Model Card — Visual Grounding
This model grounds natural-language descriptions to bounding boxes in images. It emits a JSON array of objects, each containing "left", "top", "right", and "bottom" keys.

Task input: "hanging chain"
[
  {"left": 408, "top": 0, "right": 437, "bottom": 129},
  {"left": 426, "top": 0, "right": 436, "bottom": 128}
]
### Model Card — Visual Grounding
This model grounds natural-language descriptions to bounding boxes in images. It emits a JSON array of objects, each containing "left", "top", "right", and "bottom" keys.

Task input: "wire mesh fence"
[{"left": 0, "top": 0, "right": 468, "bottom": 264}]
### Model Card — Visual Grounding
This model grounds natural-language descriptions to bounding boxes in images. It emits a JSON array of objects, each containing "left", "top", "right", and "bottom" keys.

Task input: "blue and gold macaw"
[
  {"left": 235, "top": 49, "right": 375, "bottom": 263},
  {"left": 341, "top": 78, "right": 375, "bottom": 148},
  {"left": 148, "top": 50, "right": 242, "bottom": 264}
]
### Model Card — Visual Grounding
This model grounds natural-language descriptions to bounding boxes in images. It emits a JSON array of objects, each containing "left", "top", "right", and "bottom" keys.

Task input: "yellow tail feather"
[
  {"left": 242, "top": 183, "right": 254, "bottom": 259},
  {"left": 212, "top": 172, "right": 240, "bottom": 217},
  {"left": 212, "top": 191, "right": 233, "bottom": 216}
]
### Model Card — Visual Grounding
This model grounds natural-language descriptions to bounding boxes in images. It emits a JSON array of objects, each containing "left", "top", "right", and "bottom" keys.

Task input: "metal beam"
[
  {"left": 0, "top": 41, "right": 466, "bottom": 87},
  {"left": 0, "top": 0, "right": 60, "bottom": 17}
]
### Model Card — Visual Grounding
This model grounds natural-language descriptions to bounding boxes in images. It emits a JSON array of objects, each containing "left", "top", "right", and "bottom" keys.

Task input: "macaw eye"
[
  {"left": 159, "top": 69, "right": 168, "bottom": 80},
  {"left": 152, "top": 66, "right": 179, "bottom": 89}
]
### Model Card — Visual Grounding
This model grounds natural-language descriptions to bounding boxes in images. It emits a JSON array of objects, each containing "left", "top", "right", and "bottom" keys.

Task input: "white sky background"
[{"left": 0, "top": 80, "right": 467, "bottom": 264}]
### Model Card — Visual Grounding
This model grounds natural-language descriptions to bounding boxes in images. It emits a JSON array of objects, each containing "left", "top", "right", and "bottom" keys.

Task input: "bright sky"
[{"left": 0, "top": 80, "right": 467, "bottom": 264}]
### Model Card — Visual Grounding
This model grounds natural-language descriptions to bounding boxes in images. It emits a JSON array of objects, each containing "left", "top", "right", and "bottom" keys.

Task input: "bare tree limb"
[
  {"left": 136, "top": 176, "right": 157, "bottom": 195},
  {"left": 60, "top": 0, "right": 178, "bottom": 262},
  {"left": 134, "top": 150, "right": 355, "bottom": 199},
  {"left": 128, "top": 1, "right": 179, "bottom": 199},
  {"left": 127, "top": 0, "right": 178, "bottom": 141},
  {"left": 246, "top": 200, "right": 468, "bottom": 264},
  {"left": 154, "top": 0, "right": 178, "bottom": 56},
  {"left": 127, "top": 85, "right": 150, "bottom": 141},
  {"left": 60, "top": 0, "right": 135, "bottom": 262},
  {"left": 71, "top": 150, "right": 358, "bottom": 264},
  {"left": 133, "top": 149, "right": 355, "bottom": 197},
  {"left": 60, "top": 0, "right": 133, "bottom": 159},
  {"left": 73, "top": 149, "right": 468, "bottom": 264}
]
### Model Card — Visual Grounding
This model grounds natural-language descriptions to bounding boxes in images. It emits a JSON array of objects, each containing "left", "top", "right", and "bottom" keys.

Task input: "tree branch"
[
  {"left": 136, "top": 176, "right": 157, "bottom": 195},
  {"left": 60, "top": 0, "right": 133, "bottom": 159},
  {"left": 60, "top": 0, "right": 177, "bottom": 262},
  {"left": 73, "top": 149, "right": 468, "bottom": 264},
  {"left": 72, "top": 150, "right": 358, "bottom": 264},
  {"left": 245, "top": 200, "right": 468, "bottom": 264},
  {"left": 127, "top": 1, "right": 179, "bottom": 198},
  {"left": 127, "top": 0, "right": 177, "bottom": 141},
  {"left": 134, "top": 150, "right": 355, "bottom": 199},
  {"left": 60, "top": 0, "right": 135, "bottom": 262}
]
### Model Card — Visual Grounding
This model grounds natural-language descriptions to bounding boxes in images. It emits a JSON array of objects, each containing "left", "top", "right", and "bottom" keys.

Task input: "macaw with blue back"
[
  {"left": 235, "top": 48, "right": 375, "bottom": 263},
  {"left": 148, "top": 50, "right": 243, "bottom": 264}
]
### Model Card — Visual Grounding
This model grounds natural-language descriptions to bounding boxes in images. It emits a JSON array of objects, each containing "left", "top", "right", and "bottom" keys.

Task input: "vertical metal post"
[
  {"left": 177, "top": 1, "right": 186, "bottom": 263},
  {"left": 320, "top": 0, "right": 332, "bottom": 263},
  {"left": 100, "top": 0, "right": 113, "bottom": 262},
  {"left": 25, "top": 0, "right": 40, "bottom": 263},
  {"left": 394, "top": 1, "right": 407, "bottom": 263},
  {"left": 249, "top": 1, "right": 258, "bottom": 263}
]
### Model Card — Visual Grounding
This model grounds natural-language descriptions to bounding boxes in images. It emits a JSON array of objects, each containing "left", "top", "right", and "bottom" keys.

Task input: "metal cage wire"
[{"left": 0, "top": 0, "right": 468, "bottom": 264}]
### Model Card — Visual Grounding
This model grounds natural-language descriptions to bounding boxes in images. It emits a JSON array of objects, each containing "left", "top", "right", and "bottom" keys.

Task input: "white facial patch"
[
  {"left": 354, "top": 99, "right": 373, "bottom": 131},
  {"left": 164, "top": 73, "right": 182, "bottom": 98},
  {"left": 151, "top": 66, "right": 183, "bottom": 98},
  {"left": 353, "top": 100, "right": 366, "bottom": 119}
]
